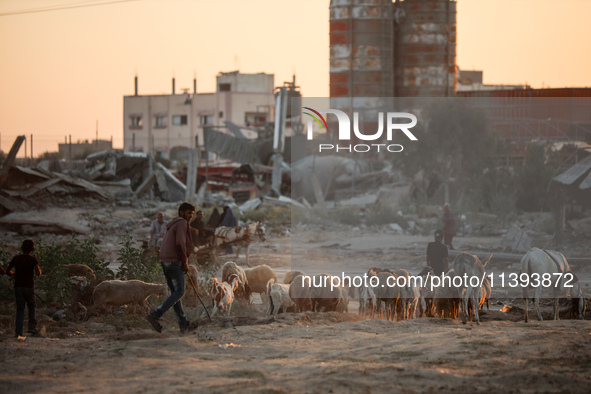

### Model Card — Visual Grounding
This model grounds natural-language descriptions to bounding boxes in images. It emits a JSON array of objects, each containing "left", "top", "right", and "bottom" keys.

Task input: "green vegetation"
[{"left": 116, "top": 233, "right": 160, "bottom": 283}]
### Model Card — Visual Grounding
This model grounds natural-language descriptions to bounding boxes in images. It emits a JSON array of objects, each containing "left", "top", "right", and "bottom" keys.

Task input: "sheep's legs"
[
  {"left": 552, "top": 296, "right": 560, "bottom": 321},
  {"left": 533, "top": 286, "right": 543, "bottom": 321}
]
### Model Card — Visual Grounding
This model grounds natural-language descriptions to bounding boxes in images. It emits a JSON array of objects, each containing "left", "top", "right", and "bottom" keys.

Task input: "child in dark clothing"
[{"left": 5, "top": 239, "right": 42, "bottom": 337}]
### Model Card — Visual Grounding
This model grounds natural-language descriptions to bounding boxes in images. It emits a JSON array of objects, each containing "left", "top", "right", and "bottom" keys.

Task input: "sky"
[{"left": 1, "top": 0, "right": 591, "bottom": 157}]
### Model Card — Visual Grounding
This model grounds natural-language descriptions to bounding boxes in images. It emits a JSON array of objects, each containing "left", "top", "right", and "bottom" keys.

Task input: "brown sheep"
[
  {"left": 243, "top": 264, "right": 278, "bottom": 304},
  {"left": 289, "top": 274, "right": 313, "bottom": 312},
  {"left": 88, "top": 280, "right": 168, "bottom": 316},
  {"left": 282, "top": 270, "right": 307, "bottom": 284},
  {"left": 64, "top": 264, "right": 96, "bottom": 283}
]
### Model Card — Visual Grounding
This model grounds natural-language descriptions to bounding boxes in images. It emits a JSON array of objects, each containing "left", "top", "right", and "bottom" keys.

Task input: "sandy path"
[{"left": 2, "top": 311, "right": 590, "bottom": 393}]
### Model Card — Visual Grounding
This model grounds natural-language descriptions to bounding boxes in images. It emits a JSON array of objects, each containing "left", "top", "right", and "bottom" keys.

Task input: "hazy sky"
[{"left": 1, "top": 0, "right": 590, "bottom": 157}]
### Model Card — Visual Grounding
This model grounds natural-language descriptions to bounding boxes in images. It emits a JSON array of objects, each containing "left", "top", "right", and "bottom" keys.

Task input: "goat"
[{"left": 210, "top": 274, "right": 242, "bottom": 317}]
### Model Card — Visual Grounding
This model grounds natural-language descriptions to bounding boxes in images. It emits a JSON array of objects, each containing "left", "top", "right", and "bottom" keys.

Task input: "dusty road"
[{"left": 1, "top": 309, "right": 590, "bottom": 393}]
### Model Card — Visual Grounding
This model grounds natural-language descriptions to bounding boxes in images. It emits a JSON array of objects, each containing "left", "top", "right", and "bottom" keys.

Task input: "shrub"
[
  {"left": 0, "top": 241, "right": 15, "bottom": 301},
  {"left": 365, "top": 204, "right": 401, "bottom": 226},
  {"left": 65, "top": 234, "right": 114, "bottom": 281},
  {"left": 241, "top": 205, "right": 291, "bottom": 228},
  {"left": 116, "top": 233, "right": 161, "bottom": 283},
  {"left": 34, "top": 240, "right": 71, "bottom": 303}
]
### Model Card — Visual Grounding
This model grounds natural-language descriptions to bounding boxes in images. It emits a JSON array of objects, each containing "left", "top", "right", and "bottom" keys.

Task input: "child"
[{"left": 6, "top": 240, "right": 42, "bottom": 337}]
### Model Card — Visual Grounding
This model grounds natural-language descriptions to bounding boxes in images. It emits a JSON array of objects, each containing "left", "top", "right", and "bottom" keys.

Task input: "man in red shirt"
[
  {"left": 146, "top": 202, "right": 198, "bottom": 333},
  {"left": 6, "top": 239, "right": 42, "bottom": 337}
]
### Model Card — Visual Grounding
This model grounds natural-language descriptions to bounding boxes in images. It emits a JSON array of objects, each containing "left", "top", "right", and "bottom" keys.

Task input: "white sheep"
[
  {"left": 88, "top": 280, "right": 169, "bottom": 316},
  {"left": 243, "top": 264, "right": 278, "bottom": 305},
  {"left": 266, "top": 279, "right": 295, "bottom": 315},
  {"left": 358, "top": 283, "right": 377, "bottom": 317}
]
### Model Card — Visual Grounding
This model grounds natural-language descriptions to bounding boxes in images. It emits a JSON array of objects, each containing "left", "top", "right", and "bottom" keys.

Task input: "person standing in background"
[
  {"left": 5, "top": 239, "right": 42, "bottom": 337},
  {"left": 442, "top": 203, "right": 455, "bottom": 250},
  {"left": 149, "top": 212, "right": 167, "bottom": 253}
]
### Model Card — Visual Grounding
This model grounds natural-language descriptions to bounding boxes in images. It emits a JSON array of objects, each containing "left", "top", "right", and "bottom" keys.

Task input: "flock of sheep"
[{"left": 74, "top": 247, "right": 586, "bottom": 326}]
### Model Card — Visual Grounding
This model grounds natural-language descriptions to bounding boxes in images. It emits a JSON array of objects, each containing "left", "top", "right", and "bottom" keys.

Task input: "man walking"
[
  {"left": 426, "top": 229, "right": 449, "bottom": 276},
  {"left": 5, "top": 239, "right": 42, "bottom": 337},
  {"left": 146, "top": 202, "right": 198, "bottom": 333}
]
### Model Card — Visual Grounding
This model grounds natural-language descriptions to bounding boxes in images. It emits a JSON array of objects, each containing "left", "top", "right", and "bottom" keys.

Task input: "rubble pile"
[{"left": 0, "top": 150, "right": 191, "bottom": 219}]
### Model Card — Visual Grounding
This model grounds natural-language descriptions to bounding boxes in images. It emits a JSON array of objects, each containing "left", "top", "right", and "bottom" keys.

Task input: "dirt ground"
[{"left": 1, "top": 206, "right": 591, "bottom": 393}]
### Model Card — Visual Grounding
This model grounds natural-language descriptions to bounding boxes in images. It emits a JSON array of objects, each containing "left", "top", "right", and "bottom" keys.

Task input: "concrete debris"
[
  {"left": 264, "top": 195, "right": 306, "bottom": 209},
  {"left": 203, "top": 191, "right": 236, "bottom": 207},
  {"left": 388, "top": 223, "right": 404, "bottom": 234},
  {"left": 240, "top": 197, "right": 263, "bottom": 212},
  {"left": 500, "top": 225, "right": 532, "bottom": 253},
  {"left": 291, "top": 155, "right": 393, "bottom": 205}
]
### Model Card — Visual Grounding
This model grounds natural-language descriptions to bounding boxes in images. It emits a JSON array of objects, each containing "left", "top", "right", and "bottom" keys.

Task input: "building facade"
[{"left": 123, "top": 71, "right": 275, "bottom": 160}]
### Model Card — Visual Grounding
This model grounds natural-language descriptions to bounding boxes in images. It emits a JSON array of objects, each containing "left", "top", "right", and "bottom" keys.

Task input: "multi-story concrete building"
[{"left": 123, "top": 71, "right": 275, "bottom": 160}]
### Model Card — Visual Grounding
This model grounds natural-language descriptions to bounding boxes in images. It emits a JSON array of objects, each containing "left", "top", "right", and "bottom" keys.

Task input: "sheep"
[
  {"left": 243, "top": 264, "right": 278, "bottom": 304},
  {"left": 221, "top": 261, "right": 251, "bottom": 302},
  {"left": 358, "top": 283, "right": 377, "bottom": 317},
  {"left": 282, "top": 270, "right": 307, "bottom": 284},
  {"left": 334, "top": 285, "right": 353, "bottom": 313},
  {"left": 88, "top": 280, "right": 168, "bottom": 316},
  {"left": 418, "top": 266, "right": 436, "bottom": 317},
  {"left": 305, "top": 274, "right": 351, "bottom": 313},
  {"left": 266, "top": 279, "right": 295, "bottom": 315},
  {"left": 374, "top": 272, "right": 401, "bottom": 320},
  {"left": 393, "top": 268, "right": 422, "bottom": 320},
  {"left": 210, "top": 274, "right": 242, "bottom": 317},
  {"left": 64, "top": 264, "right": 96, "bottom": 283},
  {"left": 289, "top": 274, "right": 313, "bottom": 312},
  {"left": 433, "top": 268, "right": 461, "bottom": 319}
]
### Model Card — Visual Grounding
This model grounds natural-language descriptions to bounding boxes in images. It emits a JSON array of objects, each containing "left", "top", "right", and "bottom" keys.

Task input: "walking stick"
[{"left": 187, "top": 274, "right": 212, "bottom": 323}]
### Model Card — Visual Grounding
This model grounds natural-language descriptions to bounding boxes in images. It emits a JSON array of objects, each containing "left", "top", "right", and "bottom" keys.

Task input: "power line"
[{"left": 0, "top": 0, "right": 143, "bottom": 17}]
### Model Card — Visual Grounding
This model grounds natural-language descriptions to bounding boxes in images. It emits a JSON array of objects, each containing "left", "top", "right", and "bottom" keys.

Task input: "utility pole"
[
  {"left": 31, "top": 134, "right": 33, "bottom": 161},
  {"left": 96, "top": 120, "right": 98, "bottom": 151}
]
